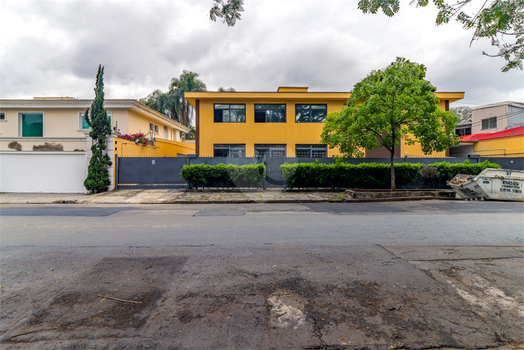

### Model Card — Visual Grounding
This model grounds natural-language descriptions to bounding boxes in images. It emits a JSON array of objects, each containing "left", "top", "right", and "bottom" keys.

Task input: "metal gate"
[
  {"left": 264, "top": 157, "right": 286, "bottom": 187},
  {"left": 116, "top": 155, "right": 189, "bottom": 189}
]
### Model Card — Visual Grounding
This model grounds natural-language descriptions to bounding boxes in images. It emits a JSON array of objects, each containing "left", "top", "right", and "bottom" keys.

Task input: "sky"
[{"left": 1, "top": 0, "right": 522, "bottom": 108}]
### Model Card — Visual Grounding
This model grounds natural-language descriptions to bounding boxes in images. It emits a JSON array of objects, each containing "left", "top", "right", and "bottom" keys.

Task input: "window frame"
[
  {"left": 254, "top": 104, "right": 286, "bottom": 123},
  {"left": 295, "top": 104, "right": 327, "bottom": 123},
  {"left": 254, "top": 144, "right": 287, "bottom": 158},
  {"left": 214, "top": 104, "right": 246, "bottom": 123},
  {"left": 481, "top": 117, "right": 497, "bottom": 130},
  {"left": 295, "top": 144, "right": 328, "bottom": 158},
  {"left": 79, "top": 111, "right": 112, "bottom": 131},
  {"left": 213, "top": 144, "right": 246, "bottom": 157},
  {"left": 0, "top": 112, "right": 6, "bottom": 122},
  {"left": 18, "top": 112, "right": 44, "bottom": 137}
]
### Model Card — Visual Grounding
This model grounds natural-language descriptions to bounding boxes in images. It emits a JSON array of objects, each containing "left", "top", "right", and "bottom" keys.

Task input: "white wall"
[{"left": 0, "top": 152, "right": 87, "bottom": 193}]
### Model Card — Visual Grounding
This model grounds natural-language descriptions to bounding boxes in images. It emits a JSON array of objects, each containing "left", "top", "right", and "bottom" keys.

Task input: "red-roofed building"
[{"left": 450, "top": 126, "right": 524, "bottom": 157}]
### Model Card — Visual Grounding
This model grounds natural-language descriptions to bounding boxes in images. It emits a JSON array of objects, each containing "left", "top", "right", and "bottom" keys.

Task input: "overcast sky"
[{"left": 1, "top": 0, "right": 522, "bottom": 108}]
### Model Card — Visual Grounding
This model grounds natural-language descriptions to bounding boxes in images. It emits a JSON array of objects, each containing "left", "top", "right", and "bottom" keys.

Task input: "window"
[
  {"left": 255, "top": 144, "right": 286, "bottom": 158},
  {"left": 19, "top": 113, "right": 43, "bottom": 137},
  {"left": 255, "top": 104, "right": 286, "bottom": 123},
  {"left": 214, "top": 104, "right": 246, "bottom": 123},
  {"left": 0, "top": 112, "right": 5, "bottom": 121},
  {"left": 295, "top": 104, "right": 327, "bottom": 123},
  {"left": 214, "top": 144, "right": 245, "bottom": 157},
  {"left": 79, "top": 112, "right": 112, "bottom": 130},
  {"left": 481, "top": 117, "right": 497, "bottom": 130},
  {"left": 296, "top": 144, "right": 327, "bottom": 158},
  {"left": 150, "top": 122, "right": 159, "bottom": 134},
  {"left": 164, "top": 126, "right": 168, "bottom": 139},
  {"left": 455, "top": 127, "right": 472, "bottom": 136}
]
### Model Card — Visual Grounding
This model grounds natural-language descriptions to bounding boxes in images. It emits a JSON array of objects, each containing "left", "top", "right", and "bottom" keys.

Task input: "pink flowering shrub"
[{"left": 118, "top": 132, "right": 152, "bottom": 146}]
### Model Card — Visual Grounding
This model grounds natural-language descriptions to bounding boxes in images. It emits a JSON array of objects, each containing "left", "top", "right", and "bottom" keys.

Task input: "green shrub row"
[
  {"left": 180, "top": 163, "right": 266, "bottom": 188},
  {"left": 280, "top": 160, "right": 501, "bottom": 189}
]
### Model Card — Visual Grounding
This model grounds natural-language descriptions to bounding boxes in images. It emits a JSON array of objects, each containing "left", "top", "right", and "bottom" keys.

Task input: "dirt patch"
[{"left": 3, "top": 256, "right": 188, "bottom": 342}]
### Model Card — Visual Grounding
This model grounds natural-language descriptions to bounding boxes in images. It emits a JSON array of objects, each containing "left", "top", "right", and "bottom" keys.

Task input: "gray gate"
[
  {"left": 264, "top": 157, "right": 286, "bottom": 187},
  {"left": 116, "top": 155, "right": 189, "bottom": 189}
]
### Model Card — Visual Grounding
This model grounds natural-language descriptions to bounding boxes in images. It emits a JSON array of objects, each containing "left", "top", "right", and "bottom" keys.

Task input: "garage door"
[{"left": 0, "top": 152, "right": 87, "bottom": 193}]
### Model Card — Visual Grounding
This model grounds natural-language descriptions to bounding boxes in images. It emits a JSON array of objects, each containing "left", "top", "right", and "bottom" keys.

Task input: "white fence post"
[{"left": 106, "top": 135, "right": 115, "bottom": 190}]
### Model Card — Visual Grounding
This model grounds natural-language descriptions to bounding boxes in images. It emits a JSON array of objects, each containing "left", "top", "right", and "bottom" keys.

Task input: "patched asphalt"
[{"left": 1, "top": 245, "right": 522, "bottom": 349}]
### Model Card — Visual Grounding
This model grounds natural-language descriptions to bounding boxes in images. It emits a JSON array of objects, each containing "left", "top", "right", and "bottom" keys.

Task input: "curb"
[{"left": 65, "top": 196, "right": 460, "bottom": 205}]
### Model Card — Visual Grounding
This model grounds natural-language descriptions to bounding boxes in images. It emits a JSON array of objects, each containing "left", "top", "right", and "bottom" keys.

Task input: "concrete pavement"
[{"left": 0, "top": 188, "right": 458, "bottom": 205}]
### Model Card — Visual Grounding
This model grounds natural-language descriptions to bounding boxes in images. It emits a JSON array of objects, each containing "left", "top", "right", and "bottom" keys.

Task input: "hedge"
[
  {"left": 280, "top": 160, "right": 501, "bottom": 189},
  {"left": 180, "top": 163, "right": 266, "bottom": 189}
]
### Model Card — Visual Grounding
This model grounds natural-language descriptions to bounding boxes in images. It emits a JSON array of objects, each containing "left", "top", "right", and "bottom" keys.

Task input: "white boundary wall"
[{"left": 0, "top": 152, "right": 87, "bottom": 193}]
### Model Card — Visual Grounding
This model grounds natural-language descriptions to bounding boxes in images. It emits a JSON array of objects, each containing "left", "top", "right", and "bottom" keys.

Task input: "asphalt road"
[
  {"left": 1, "top": 201, "right": 523, "bottom": 349},
  {"left": 1, "top": 201, "right": 523, "bottom": 247}
]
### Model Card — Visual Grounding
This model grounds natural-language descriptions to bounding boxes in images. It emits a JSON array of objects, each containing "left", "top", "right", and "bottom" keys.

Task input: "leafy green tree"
[
  {"left": 169, "top": 70, "right": 207, "bottom": 127},
  {"left": 218, "top": 87, "right": 236, "bottom": 92},
  {"left": 209, "top": 0, "right": 523, "bottom": 71},
  {"left": 451, "top": 106, "right": 473, "bottom": 123},
  {"left": 139, "top": 89, "right": 178, "bottom": 120},
  {"left": 358, "top": 0, "right": 523, "bottom": 71},
  {"left": 140, "top": 70, "right": 207, "bottom": 127},
  {"left": 84, "top": 65, "right": 112, "bottom": 194},
  {"left": 210, "top": 0, "right": 244, "bottom": 26},
  {"left": 320, "top": 58, "right": 459, "bottom": 191}
]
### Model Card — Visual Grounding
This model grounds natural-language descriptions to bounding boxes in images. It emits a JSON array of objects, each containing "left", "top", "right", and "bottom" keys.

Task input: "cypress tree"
[{"left": 84, "top": 65, "right": 112, "bottom": 193}]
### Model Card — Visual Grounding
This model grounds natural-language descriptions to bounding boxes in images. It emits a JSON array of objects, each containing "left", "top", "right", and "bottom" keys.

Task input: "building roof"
[
  {"left": 460, "top": 126, "right": 524, "bottom": 142},
  {"left": 472, "top": 101, "right": 524, "bottom": 111},
  {"left": 185, "top": 88, "right": 464, "bottom": 107},
  {"left": 0, "top": 98, "right": 190, "bottom": 132}
]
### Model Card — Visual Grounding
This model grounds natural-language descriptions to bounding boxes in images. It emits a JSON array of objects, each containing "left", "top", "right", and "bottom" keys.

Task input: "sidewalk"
[{"left": 1, "top": 189, "right": 456, "bottom": 205}]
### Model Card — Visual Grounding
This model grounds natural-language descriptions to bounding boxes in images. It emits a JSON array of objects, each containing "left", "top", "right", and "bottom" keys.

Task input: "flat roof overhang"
[{"left": 185, "top": 91, "right": 465, "bottom": 108}]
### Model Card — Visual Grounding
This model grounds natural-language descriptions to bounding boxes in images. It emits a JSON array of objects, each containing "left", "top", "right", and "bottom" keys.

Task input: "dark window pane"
[
  {"left": 230, "top": 110, "right": 238, "bottom": 123},
  {"left": 214, "top": 109, "right": 223, "bottom": 122},
  {"left": 255, "top": 111, "right": 266, "bottom": 123},
  {"left": 311, "top": 109, "right": 326, "bottom": 122},
  {"left": 223, "top": 110, "right": 230, "bottom": 122},
  {"left": 296, "top": 149, "right": 310, "bottom": 157},
  {"left": 296, "top": 104, "right": 309, "bottom": 109},
  {"left": 489, "top": 118, "right": 497, "bottom": 128},
  {"left": 215, "top": 104, "right": 229, "bottom": 109},
  {"left": 214, "top": 149, "right": 229, "bottom": 157},
  {"left": 255, "top": 149, "right": 270, "bottom": 157},
  {"left": 311, "top": 105, "right": 325, "bottom": 109},
  {"left": 296, "top": 111, "right": 309, "bottom": 123},
  {"left": 230, "top": 104, "right": 244, "bottom": 109},
  {"left": 271, "top": 150, "right": 286, "bottom": 158},
  {"left": 237, "top": 109, "right": 246, "bottom": 122},
  {"left": 256, "top": 104, "right": 271, "bottom": 109},
  {"left": 22, "top": 113, "right": 43, "bottom": 137},
  {"left": 271, "top": 110, "right": 285, "bottom": 123},
  {"left": 312, "top": 150, "right": 327, "bottom": 158}
]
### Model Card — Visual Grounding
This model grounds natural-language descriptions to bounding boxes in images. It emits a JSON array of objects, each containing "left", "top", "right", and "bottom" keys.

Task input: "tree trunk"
[{"left": 390, "top": 151, "right": 396, "bottom": 192}]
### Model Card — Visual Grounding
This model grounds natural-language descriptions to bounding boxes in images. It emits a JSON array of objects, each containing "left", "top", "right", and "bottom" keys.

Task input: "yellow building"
[{"left": 185, "top": 87, "right": 464, "bottom": 158}]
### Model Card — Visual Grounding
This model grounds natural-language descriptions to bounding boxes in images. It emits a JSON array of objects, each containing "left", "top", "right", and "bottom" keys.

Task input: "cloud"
[{"left": 0, "top": 0, "right": 522, "bottom": 106}]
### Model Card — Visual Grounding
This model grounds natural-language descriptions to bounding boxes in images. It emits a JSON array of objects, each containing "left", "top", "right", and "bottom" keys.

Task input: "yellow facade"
[
  {"left": 114, "top": 138, "right": 195, "bottom": 157},
  {"left": 472, "top": 136, "right": 524, "bottom": 156},
  {"left": 185, "top": 88, "right": 464, "bottom": 158}
]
